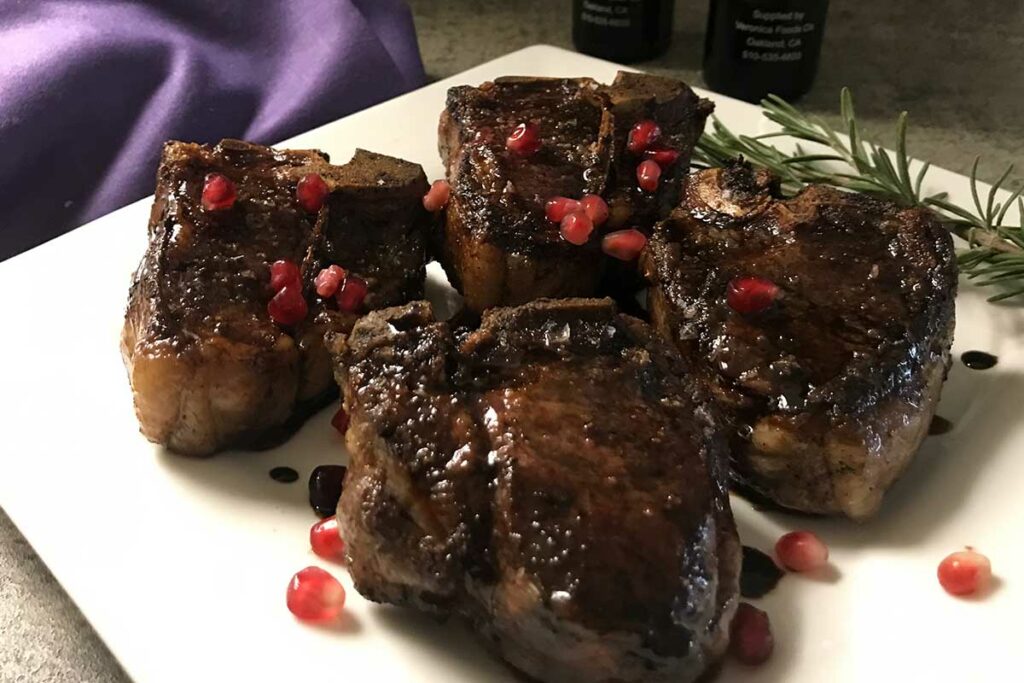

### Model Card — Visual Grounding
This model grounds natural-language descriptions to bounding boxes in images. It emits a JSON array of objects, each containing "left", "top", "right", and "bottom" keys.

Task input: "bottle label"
[
  {"left": 733, "top": 7, "right": 821, "bottom": 64},
  {"left": 578, "top": 0, "right": 639, "bottom": 29}
]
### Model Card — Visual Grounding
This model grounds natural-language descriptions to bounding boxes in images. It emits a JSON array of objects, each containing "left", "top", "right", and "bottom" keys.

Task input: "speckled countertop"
[{"left": 2, "top": 1, "right": 1021, "bottom": 681}]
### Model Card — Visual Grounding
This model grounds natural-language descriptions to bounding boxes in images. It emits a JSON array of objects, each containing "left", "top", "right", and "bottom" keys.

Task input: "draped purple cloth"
[{"left": 0, "top": 0, "right": 426, "bottom": 260}]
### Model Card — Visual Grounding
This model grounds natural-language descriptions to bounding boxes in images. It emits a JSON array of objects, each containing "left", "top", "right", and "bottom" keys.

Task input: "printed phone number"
[{"left": 742, "top": 50, "right": 803, "bottom": 62}]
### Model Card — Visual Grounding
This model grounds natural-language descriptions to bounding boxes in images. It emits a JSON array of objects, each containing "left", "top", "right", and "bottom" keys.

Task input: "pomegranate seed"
[
  {"left": 296, "top": 173, "right": 329, "bottom": 213},
  {"left": 336, "top": 275, "right": 368, "bottom": 314},
  {"left": 201, "top": 173, "right": 237, "bottom": 211},
  {"left": 270, "top": 260, "right": 301, "bottom": 291},
  {"left": 775, "top": 530, "right": 829, "bottom": 572},
  {"left": 580, "top": 194, "right": 609, "bottom": 226},
  {"left": 727, "top": 276, "right": 780, "bottom": 314},
  {"left": 627, "top": 119, "right": 661, "bottom": 154},
  {"left": 310, "top": 516, "right": 347, "bottom": 562},
  {"left": 601, "top": 229, "right": 647, "bottom": 261},
  {"left": 423, "top": 179, "right": 451, "bottom": 212},
  {"left": 636, "top": 159, "right": 662, "bottom": 193},
  {"left": 286, "top": 566, "right": 345, "bottom": 622},
  {"left": 506, "top": 122, "right": 541, "bottom": 157},
  {"left": 938, "top": 548, "right": 992, "bottom": 596},
  {"left": 331, "top": 406, "right": 350, "bottom": 434},
  {"left": 730, "top": 602, "right": 774, "bottom": 666},
  {"left": 643, "top": 145, "right": 681, "bottom": 168},
  {"left": 560, "top": 211, "right": 594, "bottom": 246},
  {"left": 267, "top": 283, "right": 308, "bottom": 325},
  {"left": 314, "top": 265, "right": 346, "bottom": 298},
  {"left": 545, "top": 196, "right": 581, "bottom": 223}
]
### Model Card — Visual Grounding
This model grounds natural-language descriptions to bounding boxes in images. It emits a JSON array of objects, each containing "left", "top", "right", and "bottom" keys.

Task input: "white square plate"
[{"left": 1, "top": 45, "right": 1020, "bottom": 682}]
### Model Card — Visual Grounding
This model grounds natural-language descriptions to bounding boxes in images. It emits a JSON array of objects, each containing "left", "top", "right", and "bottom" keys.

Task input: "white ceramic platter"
[{"left": 1, "top": 45, "right": 1021, "bottom": 682}]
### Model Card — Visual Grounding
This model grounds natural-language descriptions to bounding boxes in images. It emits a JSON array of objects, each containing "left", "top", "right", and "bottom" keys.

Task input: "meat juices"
[
  {"left": 644, "top": 162, "right": 958, "bottom": 519},
  {"left": 325, "top": 298, "right": 740, "bottom": 683},
  {"left": 437, "top": 72, "right": 713, "bottom": 313},
  {"left": 121, "top": 140, "right": 431, "bottom": 456}
]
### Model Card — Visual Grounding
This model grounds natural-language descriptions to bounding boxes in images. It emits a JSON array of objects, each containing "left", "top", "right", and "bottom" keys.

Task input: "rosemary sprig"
[{"left": 693, "top": 88, "right": 1024, "bottom": 302}]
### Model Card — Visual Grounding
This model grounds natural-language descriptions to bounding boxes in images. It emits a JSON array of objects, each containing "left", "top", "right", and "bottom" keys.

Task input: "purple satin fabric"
[{"left": 0, "top": 0, "right": 425, "bottom": 260}]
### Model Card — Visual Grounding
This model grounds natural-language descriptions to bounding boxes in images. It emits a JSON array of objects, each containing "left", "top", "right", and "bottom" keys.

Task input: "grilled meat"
[
  {"left": 438, "top": 73, "right": 713, "bottom": 312},
  {"left": 121, "top": 139, "right": 430, "bottom": 456},
  {"left": 326, "top": 298, "right": 740, "bottom": 683},
  {"left": 643, "top": 162, "right": 957, "bottom": 519}
]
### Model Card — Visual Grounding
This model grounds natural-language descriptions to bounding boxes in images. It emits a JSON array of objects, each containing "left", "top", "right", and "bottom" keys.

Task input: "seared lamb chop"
[
  {"left": 121, "top": 139, "right": 430, "bottom": 456},
  {"left": 643, "top": 163, "right": 957, "bottom": 519},
  {"left": 326, "top": 298, "right": 740, "bottom": 683},
  {"left": 600, "top": 71, "right": 716, "bottom": 228},
  {"left": 438, "top": 73, "right": 712, "bottom": 312}
]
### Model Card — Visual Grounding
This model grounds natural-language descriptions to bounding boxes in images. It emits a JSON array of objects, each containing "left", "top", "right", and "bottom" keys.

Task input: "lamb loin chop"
[
  {"left": 643, "top": 162, "right": 957, "bottom": 519},
  {"left": 325, "top": 298, "right": 740, "bottom": 683},
  {"left": 438, "top": 72, "right": 713, "bottom": 313},
  {"left": 121, "top": 139, "right": 430, "bottom": 456}
]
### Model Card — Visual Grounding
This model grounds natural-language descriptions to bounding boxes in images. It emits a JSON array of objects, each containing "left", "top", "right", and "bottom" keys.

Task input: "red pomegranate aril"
[
  {"left": 296, "top": 173, "right": 329, "bottom": 213},
  {"left": 643, "top": 145, "right": 681, "bottom": 168},
  {"left": 727, "top": 276, "right": 780, "bottom": 314},
  {"left": 267, "top": 283, "right": 308, "bottom": 325},
  {"left": 423, "top": 179, "right": 451, "bottom": 212},
  {"left": 938, "top": 548, "right": 991, "bottom": 596},
  {"left": 286, "top": 566, "right": 345, "bottom": 622},
  {"left": 310, "top": 516, "right": 347, "bottom": 562},
  {"left": 775, "top": 530, "right": 829, "bottom": 572},
  {"left": 506, "top": 122, "right": 541, "bottom": 156},
  {"left": 336, "top": 275, "right": 368, "bottom": 313},
  {"left": 331, "top": 406, "right": 350, "bottom": 434},
  {"left": 560, "top": 211, "right": 594, "bottom": 246},
  {"left": 602, "top": 229, "right": 647, "bottom": 261},
  {"left": 627, "top": 119, "right": 661, "bottom": 154},
  {"left": 314, "top": 265, "right": 346, "bottom": 298},
  {"left": 637, "top": 160, "right": 662, "bottom": 193},
  {"left": 545, "top": 196, "right": 581, "bottom": 223},
  {"left": 580, "top": 194, "right": 609, "bottom": 226},
  {"left": 730, "top": 602, "right": 774, "bottom": 666},
  {"left": 201, "top": 173, "right": 237, "bottom": 211},
  {"left": 270, "top": 259, "right": 301, "bottom": 292}
]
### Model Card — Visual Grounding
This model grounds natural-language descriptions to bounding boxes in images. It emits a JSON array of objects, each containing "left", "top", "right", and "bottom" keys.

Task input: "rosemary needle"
[{"left": 693, "top": 88, "right": 1024, "bottom": 303}]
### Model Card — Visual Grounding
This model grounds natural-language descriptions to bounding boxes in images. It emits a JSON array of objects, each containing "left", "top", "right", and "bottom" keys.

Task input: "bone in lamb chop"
[
  {"left": 325, "top": 297, "right": 740, "bottom": 683},
  {"left": 121, "top": 139, "right": 430, "bottom": 456},
  {"left": 437, "top": 72, "right": 713, "bottom": 313},
  {"left": 643, "top": 162, "right": 958, "bottom": 519}
]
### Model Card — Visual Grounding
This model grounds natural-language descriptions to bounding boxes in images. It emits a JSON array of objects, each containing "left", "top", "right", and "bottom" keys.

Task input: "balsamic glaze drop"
[
  {"left": 309, "top": 465, "right": 348, "bottom": 517},
  {"left": 269, "top": 466, "right": 299, "bottom": 483},
  {"left": 740, "top": 545, "right": 784, "bottom": 599},
  {"left": 928, "top": 415, "right": 954, "bottom": 435},
  {"left": 961, "top": 350, "right": 998, "bottom": 370}
]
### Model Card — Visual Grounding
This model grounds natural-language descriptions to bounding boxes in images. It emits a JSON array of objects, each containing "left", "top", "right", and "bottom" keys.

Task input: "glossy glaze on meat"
[
  {"left": 121, "top": 139, "right": 430, "bottom": 456},
  {"left": 326, "top": 298, "right": 740, "bottom": 683},
  {"left": 643, "top": 162, "right": 957, "bottom": 519},
  {"left": 437, "top": 73, "right": 713, "bottom": 312}
]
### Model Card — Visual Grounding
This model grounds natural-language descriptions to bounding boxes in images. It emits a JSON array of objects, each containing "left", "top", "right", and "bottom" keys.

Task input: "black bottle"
[
  {"left": 572, "top": 0, "right": 675, "bottom": 63},
  {"left": 703, "top": 0, "right": 829, "bottom": 102}
]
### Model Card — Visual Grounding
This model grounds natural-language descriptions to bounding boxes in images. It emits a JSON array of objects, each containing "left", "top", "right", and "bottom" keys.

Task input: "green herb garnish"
[{"left": 693, "top": 89, "right": 1024, "bottom": 302}]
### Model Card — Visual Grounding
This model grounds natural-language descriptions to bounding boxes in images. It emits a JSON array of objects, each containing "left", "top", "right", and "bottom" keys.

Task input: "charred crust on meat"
[
  {"left": 437, "top": 73, "right": 714, "bottom": 312},
  {"left": 327, "top": 298, "right": 740, "bottom": 683},
  {"left": 643, "top": 165, "right": 957, "bottom": 519},
  {"left": 122, "top": 139, "right": 431, "bottom": 456}
]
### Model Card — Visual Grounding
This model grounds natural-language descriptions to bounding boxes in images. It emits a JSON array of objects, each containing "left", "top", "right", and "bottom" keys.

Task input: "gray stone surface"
[
  {"left": 2, "top": 1, "right": 1021, "bottom": 680},
  {"left": 411, "top": 0, "right": 1024, "bottom": 188}
]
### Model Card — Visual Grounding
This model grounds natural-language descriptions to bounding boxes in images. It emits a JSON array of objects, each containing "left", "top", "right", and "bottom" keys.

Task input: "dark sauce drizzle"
[
  {"left": 740, "top": 545, "right": 784, "bottom": 599},
  {"left": 928, "top": 415, "right": 953, "bottom": 435},
  {"left": 961, "top": 350, "right": 998, "bottom": 370},
  {"left": 309, "top": 465, "right": 348, "bottom": 517},
  {"left": 269, "top": 466, "right": 299, "bottom": 483}
]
